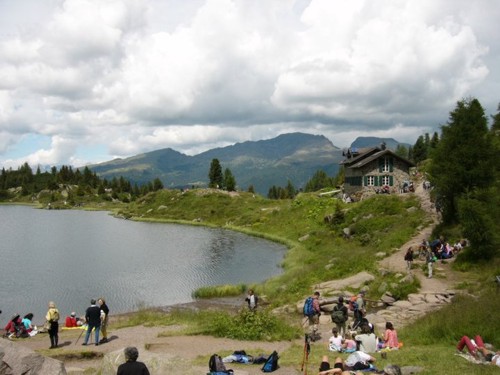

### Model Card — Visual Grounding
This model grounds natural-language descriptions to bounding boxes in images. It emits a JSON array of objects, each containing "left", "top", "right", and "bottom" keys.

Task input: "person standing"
[
  {"left": 426, "top": 251, "right": 434, "bottom": 278},
  {"left": 331, "top": 296, "right": 348, "bottom": 338},
  {"left": 353, "top": 291, "right": 366, "bottom": 329},
  {"left": 307, "top": 291, "right": 321, "bottom": 341},
  {"left": 404, "top": 247, "right": 413, "bottom": 273},
  {"left": 82, "top": 299, "right": 101, "bottom": 346},
  {"left": 46, "top": 301, "right": 60, "bottom": 349},
  {"left": 245, "top": 289, "right": 258, "bottom": 311},
  {"left": 98, "top": 297, "right": 109, "bottom": 343},
  {"left": 117, "top": 346, "right": 150, "bottom": 375}
]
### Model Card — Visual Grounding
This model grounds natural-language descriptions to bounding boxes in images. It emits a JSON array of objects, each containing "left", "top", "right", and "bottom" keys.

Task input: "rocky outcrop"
[
  {"left": 367, "top": 290, "right": 456, "bottom": 333},
  {"left": 0, "top": 338, "right": 66, "bottom": 375},
  {"left": 99, "top": 348, "right": 189, "bottom": 375}
]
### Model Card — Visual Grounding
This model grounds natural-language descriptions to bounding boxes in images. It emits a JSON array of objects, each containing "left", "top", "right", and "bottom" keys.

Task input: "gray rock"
[
  {"left": 401, "top": 365, "right": 424, "bottom": 374},
  {"left": 0, "top": 338, "right": 66, "bottom": 375},
  {"left": 100, "top": 348, "right": 186, "bottom": 375},
  {"left": 298, "top": 234, "right": 310, "bottom": 242}
]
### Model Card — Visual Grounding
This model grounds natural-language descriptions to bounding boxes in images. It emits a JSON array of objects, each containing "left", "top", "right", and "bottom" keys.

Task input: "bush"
[{"left": 202, "top": 308, "right": 299, "bottom": 341}]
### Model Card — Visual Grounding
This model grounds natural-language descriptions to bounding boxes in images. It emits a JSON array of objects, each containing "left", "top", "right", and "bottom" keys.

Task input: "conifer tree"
[
  {"left": 429, "top": 98, "right": 495, "bottom": 223},
  {"left": 208, "top": 159, "right": 223, "bottom": 188}
]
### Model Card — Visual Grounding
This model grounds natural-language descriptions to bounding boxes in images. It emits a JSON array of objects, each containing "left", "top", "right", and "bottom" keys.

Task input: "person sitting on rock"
[{"left": 117, "top": 346, "right": 150, "bottom": 375}]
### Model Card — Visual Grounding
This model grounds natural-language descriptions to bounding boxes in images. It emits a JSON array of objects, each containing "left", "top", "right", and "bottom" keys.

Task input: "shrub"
[{"left": 202, "top": 308, "right": 299, "bottom": 341}]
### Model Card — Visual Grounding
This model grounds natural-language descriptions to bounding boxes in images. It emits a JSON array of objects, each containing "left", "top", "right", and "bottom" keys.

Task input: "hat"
[
  {"left": 71, "top": 312, "right": 76, "bottom": 317},
  {"left": 359, "top": 290, "right": 366, "bottom": 295}
]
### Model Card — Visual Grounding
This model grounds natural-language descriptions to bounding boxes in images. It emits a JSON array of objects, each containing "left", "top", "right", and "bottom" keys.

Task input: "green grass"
[{"left": 192, "top": 284, "right": 246, "bottom": 298}]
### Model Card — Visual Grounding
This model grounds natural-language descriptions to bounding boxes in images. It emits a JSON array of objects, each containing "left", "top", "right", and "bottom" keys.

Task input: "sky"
[{"left": 0, "top": 0, "right": 499, "bottom": 169}]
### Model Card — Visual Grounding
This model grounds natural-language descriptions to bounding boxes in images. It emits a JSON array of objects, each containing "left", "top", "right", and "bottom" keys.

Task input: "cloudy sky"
[{"left": 1, "top": 0, "right": 499, "bottom": 169}]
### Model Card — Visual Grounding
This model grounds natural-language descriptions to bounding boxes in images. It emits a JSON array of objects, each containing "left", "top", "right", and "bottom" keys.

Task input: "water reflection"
[{"left": 0, "top": 205, "right": 285, "bottom": 323}]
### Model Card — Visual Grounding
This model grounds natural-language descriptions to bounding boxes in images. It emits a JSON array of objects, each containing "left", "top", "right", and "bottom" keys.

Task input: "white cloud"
[{"left": 0, "top": 0, "right": 498, "bottom": 168}]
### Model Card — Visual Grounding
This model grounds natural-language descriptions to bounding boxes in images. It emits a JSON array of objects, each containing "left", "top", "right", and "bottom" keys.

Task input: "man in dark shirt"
[
  {"left": 82, "top": 299, "right": 101, "bottom": 346},
  {"left": 117, "top": 346, "right": 150, "bottom": 375}
]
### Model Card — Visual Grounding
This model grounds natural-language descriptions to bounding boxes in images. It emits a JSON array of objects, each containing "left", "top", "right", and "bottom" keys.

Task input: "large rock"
[
  {"left": 0, "top": 338, "right": 66, "bottom": 375},
  {"left": 100, "top": 347, "right": 188, "bottom": 375},
  {"left": 315, "top": 271, "right": 375, "bottom": 291}
]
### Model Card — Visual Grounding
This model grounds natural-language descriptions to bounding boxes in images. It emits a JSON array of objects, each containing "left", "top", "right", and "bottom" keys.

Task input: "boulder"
[
  {"left": 0, "top": 338, "right": 66, "bottom": 375},
  {"left": 100, "top": 348, "right": 183, "bottom": 375}
]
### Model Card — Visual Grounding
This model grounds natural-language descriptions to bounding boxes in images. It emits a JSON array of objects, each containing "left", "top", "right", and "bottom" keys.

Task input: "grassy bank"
[{"left": 118, "top": 189, "right": 427, "bottom": 304}]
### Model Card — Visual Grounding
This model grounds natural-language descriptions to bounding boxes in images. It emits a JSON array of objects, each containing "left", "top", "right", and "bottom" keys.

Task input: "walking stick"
[
  {"left": 300, "top": 334, "right": 311, "bottom": 374},
  {"left": 74, "top": 327, "right": 85, "bottom": 345}
]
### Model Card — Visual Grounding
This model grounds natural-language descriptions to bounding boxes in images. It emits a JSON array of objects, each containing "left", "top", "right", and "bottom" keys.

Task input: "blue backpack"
[
  {"left": 303, "top": 297, "right": 315, "bottom": 317},
  {"left": 261, "top": 350, "right": 279, "bottom": 373}
]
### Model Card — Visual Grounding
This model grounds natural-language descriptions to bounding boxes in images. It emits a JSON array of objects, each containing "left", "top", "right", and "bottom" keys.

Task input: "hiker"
[
  {"left": 82, "top": 299, "right": 101, "bottom": 346},
  {"left": 404, "top": 247, "right": 413, "bottom": 273},
  {"left": 426, "top": 251, "right": 435, "bottom": 278},
  {"left": 117, "top": 346, "right": 150, "bottom": 375},
  {"left": 304, "top": 291, "right": 321, "bottom": 340},
  {"left": 456, "top": 335, "right": 500, "bottom": 366},
  {"left": 46, "top": 301, "right": 60, "bottom": 348},
  {"left": 353, "top": 291, "right": 366, "bottom": 328},
  {"left": 355, "top": 324, "right": 377, "bottom": 353},
  {"left": 22, "top": 313, "right": 37, "bottom": 336},
  {"left": 245, "top": 289, "right": 258, "bottom": 311},
  {"left": 318, "top": 355, "right": 349, "bottom": 374},
  {"left": 328, "top": 328, "right": 344, "bottom": 352},
  {"left": 331, "top": 296, "right": 348, "bottom": 338},
  {"left": 381, "top": 322, "right": 399, "bottom": 350},
  {"left": 98, "top": 297, "right": 110, "bottom": 343}
]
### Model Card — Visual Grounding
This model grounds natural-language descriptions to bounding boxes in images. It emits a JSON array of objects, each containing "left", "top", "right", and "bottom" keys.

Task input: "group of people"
[
  {"left": 303, "top": 291, "right": 403, "bottom": 374},
  {"left": 405, "top": 237, "right": 467, "bottom": 278},
  {"left": 4, "top": 313, "right": 38, "bottom": 339},
  {"left": 320, "top": 319, "right": 402, "bottom": 375},
  {"left": 41, "top": 297, "right": 110, "bottom": 349}
]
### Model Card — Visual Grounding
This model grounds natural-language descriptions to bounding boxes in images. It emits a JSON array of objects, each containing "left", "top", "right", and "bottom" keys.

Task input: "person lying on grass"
[{"left": 456, "top": 335, "right": 500, "bottom": 366}]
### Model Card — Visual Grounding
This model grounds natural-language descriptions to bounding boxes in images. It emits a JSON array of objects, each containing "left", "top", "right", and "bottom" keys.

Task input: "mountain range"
[{"left": 88, "top": 133, "right": 407, "bottom": 195}]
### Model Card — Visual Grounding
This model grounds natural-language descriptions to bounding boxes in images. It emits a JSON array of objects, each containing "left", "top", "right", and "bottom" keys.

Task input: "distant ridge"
[
  {"left": 350, "top": 137, "right": 410, "bottom": 150},
  {"left": 88, "top": 133, "right": 411, "bottom": 195},
  {"left": 88, "top": 133, "right": 343, "bottom": 195}
]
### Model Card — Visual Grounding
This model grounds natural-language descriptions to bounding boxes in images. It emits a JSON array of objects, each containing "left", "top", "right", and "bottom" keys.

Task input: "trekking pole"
[
  {"left": 300, "top": 334, "right": 310, "bottom": 375},
  {"left": 74, "top": 327, "right": 85, "bottom": 345}
]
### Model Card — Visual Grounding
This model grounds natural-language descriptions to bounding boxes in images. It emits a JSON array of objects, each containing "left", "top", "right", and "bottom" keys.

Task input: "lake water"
[{"left": 0, "top": 205, "right": 286, "bottom": 324}]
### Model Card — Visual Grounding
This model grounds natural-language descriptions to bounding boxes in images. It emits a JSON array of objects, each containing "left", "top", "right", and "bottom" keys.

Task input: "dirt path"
[{"left": 378, "top": 180, "right": 459, "bottom": 292}]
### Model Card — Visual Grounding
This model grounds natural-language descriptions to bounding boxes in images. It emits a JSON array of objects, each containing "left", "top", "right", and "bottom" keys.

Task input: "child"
[
  {"left": 382, "top": 322, "right": 399, "bottom": 350},
  {"left": 342, "top": 333, "right": 357, "bottom": 353},
  {"left": 328, "top": 328, "right": 344, "bottom": 352}
]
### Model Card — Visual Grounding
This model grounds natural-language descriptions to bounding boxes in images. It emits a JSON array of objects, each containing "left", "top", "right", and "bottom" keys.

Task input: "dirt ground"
[{"left": 10, "top": 180, "right": 461, "bottom": 374}]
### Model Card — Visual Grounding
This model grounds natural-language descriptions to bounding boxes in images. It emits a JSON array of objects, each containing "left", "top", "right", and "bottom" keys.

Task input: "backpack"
[
  {"left": 348, "top": 296, "right": 358, "bottom": 312},
  {"left": 303, "top": 297, "right": 315, "bottom": 317},
  {"left": 208, "top": 354, "right": 227, "bottom": 372},
  {"left": 261, "top": 350, "right": 279, "bottom": 373},
  {"left": 331, "top": 305, "right": 346, "bottom": 324}
]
